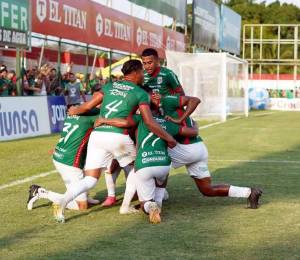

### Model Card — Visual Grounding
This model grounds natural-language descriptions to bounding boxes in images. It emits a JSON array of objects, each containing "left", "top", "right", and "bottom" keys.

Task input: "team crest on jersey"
[{"left": 157, "top": 77, "right": 163, "bottom": 84}]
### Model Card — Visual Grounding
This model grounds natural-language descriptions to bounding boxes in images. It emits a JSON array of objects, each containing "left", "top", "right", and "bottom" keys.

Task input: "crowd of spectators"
[
  {"left": 266, "top": 88, "right": 300, "bottom": 98},
  {"left": 0, "top": 63, "right": 124, "bottom": 98}
]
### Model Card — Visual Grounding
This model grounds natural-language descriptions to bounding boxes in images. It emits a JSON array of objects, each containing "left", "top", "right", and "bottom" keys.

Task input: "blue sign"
[
  {"left": 47, "top": 96, "right": 67, "bottom": 133},
  {"left": 220, "top": 5, "right": 241, "bottom": 55}
]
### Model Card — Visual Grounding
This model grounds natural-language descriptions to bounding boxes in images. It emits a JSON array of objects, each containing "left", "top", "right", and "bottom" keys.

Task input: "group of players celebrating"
[{"left": 27, "top": 48, "right": 263, "bottom": 224}]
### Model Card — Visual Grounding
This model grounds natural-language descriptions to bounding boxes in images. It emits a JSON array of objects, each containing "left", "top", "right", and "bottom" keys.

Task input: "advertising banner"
[
  {"left": 47, "top": 96, "right": 67, "bottom": 133},
  {"left": 0, "top": 97, "right": 51, "bottom": 141},
  {"left": 128, "top": 0, "right": 187, "bottom": 25},
  {"left": 164, "top": 28, "right": 186, "bottom": 52},
  {"left": 0, "top": 0, "right": 30, "bottom": 48},
  {"left": 192, "top": 0, "right": 220, "bottom": 50},
  {"left": 220, "top": 5, "right": 241, "bottom": 55},
  {"left": 133, "top": 18, "right": 164, "bottom": 58},
  {"left": 32, "top": 0, "right": 185, "bottom": 57}
]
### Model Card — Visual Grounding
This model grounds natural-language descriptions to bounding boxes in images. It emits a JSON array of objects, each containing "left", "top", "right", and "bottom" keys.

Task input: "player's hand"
[
  {"left": 94, "top": 117, "right": 106, "bottom": 127},
  {"left": 68, "top": 106, "right": 78, "bottom": 116},
  {"left": 167, "top": 138, "right": 177, "bottom": 149},
  {"left": 165, "top": 115, "right": 182, "bottom": 124}
]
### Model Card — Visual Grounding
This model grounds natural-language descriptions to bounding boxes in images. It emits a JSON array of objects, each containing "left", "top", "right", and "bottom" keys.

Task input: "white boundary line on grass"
[
  {"left": 0, "top": 112, "right": 283, "bottom": 191},
  {"left": 209, "top": 159, "right": 300, "bottom": 164},
  {"left": 0, "top": 170, "right": 57, "bottom": 191},
  {"left": 199, "top": 116, "right": 241, "bottom": 130}
]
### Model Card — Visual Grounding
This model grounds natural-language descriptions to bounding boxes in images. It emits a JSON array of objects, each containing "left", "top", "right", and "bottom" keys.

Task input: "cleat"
[
  {"left": 119, "top": 205, "right": 139, "bottom": 215},
  {"left": 247, "top": 188, "right": 263, "bottom": 209},
  {"left": 53, "top": 203, "right": 65, "bottom": 223},
  {"left": 27, "top": 184, "right": 41, "bottom": 210},
  {"left": 101, "top": 196, "right": 117, "bottom": 207},
  {"left": 148, "top": 202, "right": 161, "bottom": 224},
  {"left": 163, "top": 189, "right": 169, "bottom": 201},
  {"left": 87, "top": 197, "right": 100, "bottom": 205}
]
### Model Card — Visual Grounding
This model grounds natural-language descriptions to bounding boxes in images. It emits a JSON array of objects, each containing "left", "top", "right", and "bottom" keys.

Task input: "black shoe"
[
  {"left": 27, "top": 184, "right": 41, "bottom": 210},
  {"left": 247, "top": 188, "right": 263, "bottom": 209}
]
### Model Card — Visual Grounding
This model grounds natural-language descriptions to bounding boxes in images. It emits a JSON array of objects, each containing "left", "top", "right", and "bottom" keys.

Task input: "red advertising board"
[{"left": 32, "top": 0, "right": 185, "bottom": 57}]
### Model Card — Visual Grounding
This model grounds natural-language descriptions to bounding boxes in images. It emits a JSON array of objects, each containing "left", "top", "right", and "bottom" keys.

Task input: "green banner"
[
  {"left": 0, "top": 0, "right": 30, "bottom": 48},
  {"left": 129, "top": 0, "right": 187, "bottom": 24}
]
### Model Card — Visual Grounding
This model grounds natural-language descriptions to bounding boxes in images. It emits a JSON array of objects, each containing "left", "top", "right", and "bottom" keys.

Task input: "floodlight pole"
[{"left": 16, "top": 48, "right": 22, "bottom": 96}]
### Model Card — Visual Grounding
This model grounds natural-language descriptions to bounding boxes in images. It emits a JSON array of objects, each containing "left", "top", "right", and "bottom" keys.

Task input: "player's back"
[
  {"left": 95, "top": 80, "right": 149, "bottom": 134},
  {"left": 133, "top": 114, "right": 179, "bottom": 171},
  {"left": 53, "top": 113, "right": 98, "bottom": 168}
]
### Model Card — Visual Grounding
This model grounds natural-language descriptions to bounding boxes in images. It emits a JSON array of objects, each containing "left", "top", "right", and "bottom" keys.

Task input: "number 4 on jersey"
[{"left": 105, "top": 100, "right": 123, "bottom": 118}]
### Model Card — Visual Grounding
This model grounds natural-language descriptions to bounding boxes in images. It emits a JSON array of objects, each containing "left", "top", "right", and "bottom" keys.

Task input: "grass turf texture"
[{"left": 0, "top": 111, "right": 299, "bottom": 259}]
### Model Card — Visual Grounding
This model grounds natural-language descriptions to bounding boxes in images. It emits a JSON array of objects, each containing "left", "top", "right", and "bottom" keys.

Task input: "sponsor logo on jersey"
[
  {"left": 109, "top": 89, "right": 127, "bottom": 98},
  {"left": 142, "top": 156, "right": 166, "bottom": 164}
]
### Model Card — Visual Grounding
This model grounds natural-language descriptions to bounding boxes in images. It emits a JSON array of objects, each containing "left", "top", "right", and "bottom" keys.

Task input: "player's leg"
[
  {"left": 187, "top": 143, "right": 262, "bottom": 208},
  {"left": 108, "top": 134, "right": 138, "bottom": 214},
  {"left": 102, "top": 159, "right": 121, "bottom": 207},
  {"left": 154, "top": 174, "right": 169, "bottom": 207},
  {"left": 53, "top": 132, "right": 113, "bottom": 222},
  {"left": 136, "top": 166, "right": 170, "bottom": 224},
  {"left": 27, "top": 161, "right": 86, "bottom": 210},
  {"left": 119, "top": 163, "right": 139, "bottom": 214}
]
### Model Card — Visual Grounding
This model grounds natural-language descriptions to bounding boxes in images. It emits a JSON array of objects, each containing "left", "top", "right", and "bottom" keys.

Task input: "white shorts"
[
  {"left": 168, "top": 142, "right": 210, "bottom": 179},
  {"left": 135, "top": 166, "right": 170, "bottom": 202},
  {"left": 84, "top": 131, "right": 136, "bottom": 170},
  {"left": 53, "top": 160, "right": 87, "bottom": 201}
]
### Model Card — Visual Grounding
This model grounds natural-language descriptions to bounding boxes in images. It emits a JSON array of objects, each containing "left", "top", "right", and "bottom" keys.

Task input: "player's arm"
[
  {"left": 168, "top": 70, "right": 185, "bottom": 96},
  {"left": 94, "top": 116, "right": 136, "bottom": 128},
  {"left": 179, "top": 124, "right": 198, "bottom": 137},
  {"left": 173, "top": 86, "right": 185, "bottom": 96},
  {"left": 68, "top": 91, "right": 103, "bottom": 115},
  {"left": 165, "top": 96, "right": 200, "bottom": 124},
  {"left": 139, "top": 104, "right": 177, "bottom": 148}
]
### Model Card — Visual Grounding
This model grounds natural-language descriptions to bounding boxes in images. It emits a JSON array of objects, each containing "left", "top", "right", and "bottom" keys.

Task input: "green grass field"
[{"left": 1, "top": 111, "right": 299, "bottom": 259}]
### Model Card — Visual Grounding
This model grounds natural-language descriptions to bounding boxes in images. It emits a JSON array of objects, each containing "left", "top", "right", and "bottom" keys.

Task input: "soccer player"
[
  {"left": 100, "top": 48, "right": 186, "bottom": 204},
  {"left": 27, "top": 108, "right": 100, "bottom": 211},
  {"left": 95, "top": 108, "right": 198, "bottom": 223},
  {"left": 142, "top": 48, "right": 185, "bottom": 96},
  {"left": 154, "top": 93, "right": 263, "bottom": 209},
  {"left": 52, "top": 60, "right": 177, "bottom": 222}
]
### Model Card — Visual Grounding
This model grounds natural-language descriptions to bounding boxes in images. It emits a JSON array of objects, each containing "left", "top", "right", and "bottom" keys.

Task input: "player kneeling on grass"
[
  {"left": 152, "top": 93, "right": 263, "bottom": 209},
  {"left": 95, "top": 110, "right": 198, "bottom": 223},
  {"left": 27, "top": 108, "right": 100, "bottom": 211}
]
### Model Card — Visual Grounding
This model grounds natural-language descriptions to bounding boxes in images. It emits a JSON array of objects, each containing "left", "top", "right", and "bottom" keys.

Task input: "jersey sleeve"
[
  {"left": 167, "top": 70, "right": 181, "bottom": 90},
  {"left": 137, "top": 89, "right": 150, "bottom": 106},
  {"left": 165, "top": 121, "right": 180, "bottom": 136}
]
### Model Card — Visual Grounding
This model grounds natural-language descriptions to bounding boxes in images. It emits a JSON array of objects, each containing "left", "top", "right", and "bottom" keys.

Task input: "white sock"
[
  {"left": 38, "top": 188, "right": 64, "bottom": 203},
  {"left": 228, "top": 186, "right": 251, "bottom": 198},
  {"left": 105, "top": 173, "right": 116, "bottom": 197},
  {"left": 154, "top": 187, "right": 165, "bottom": 207},
  {"left": 121, "top": 168, "right": 136, "bottom": 208},
  {"left": 62, "top": 176, "right": 98, "bottom": 207},
  {"left": 143, "top": 201, "right": 151, "bottom": 213}
]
